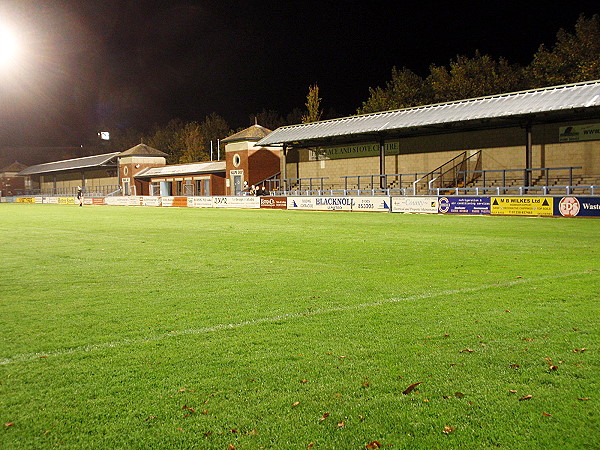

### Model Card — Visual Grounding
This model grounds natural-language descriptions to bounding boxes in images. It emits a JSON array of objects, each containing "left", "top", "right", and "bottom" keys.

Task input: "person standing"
[{"left": 77, "top": 186, "right": 83, "bottom": 207}]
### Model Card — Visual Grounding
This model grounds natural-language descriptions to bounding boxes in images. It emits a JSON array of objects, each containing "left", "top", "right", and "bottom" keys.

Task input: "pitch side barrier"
[{"left": 2, "top": 194, "right": 599, "bottom": 217}]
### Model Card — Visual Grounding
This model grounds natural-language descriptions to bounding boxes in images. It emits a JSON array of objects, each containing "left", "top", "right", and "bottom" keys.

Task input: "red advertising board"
[{"left": 260, "top": 197, "right": 287, "bottom": 209}]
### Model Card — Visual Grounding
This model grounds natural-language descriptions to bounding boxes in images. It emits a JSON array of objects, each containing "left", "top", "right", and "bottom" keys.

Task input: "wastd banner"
[
  {"left": 491, "top": 197, "right": 553, "bottom": 216},
  {"left": 438, "top": 196, "right": 491, "bottom": 214},
  {"left": 555, "top": 196, "right": 600, "bottom": 217}
]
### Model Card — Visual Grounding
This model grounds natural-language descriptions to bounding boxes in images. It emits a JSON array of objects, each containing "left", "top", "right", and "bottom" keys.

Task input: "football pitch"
[{"left": 0, "top": 204, "right": 598, "bottom": 449}]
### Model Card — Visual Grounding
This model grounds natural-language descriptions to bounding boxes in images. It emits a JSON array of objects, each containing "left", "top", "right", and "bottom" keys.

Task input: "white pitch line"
[{"left": 1, "top": 270, "right": 596, "bottom": 366}]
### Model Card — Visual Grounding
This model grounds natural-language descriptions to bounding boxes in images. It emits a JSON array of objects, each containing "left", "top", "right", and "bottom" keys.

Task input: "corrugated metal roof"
[
  {"left": 135, "top": 161, "right": 226, "bottom": 178},
  {"left": 18, "top": 153, "right": 120, "bottom": 175},
  {"left": 257, "top": 81, "right": 600, "bottom": 146}
]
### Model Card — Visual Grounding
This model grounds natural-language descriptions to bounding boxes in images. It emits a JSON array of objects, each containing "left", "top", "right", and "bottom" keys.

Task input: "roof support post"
[
  {"left": 524, "top": 123, "right": 533, "bottom": 190},
  {"left": 282, "top": 144, "right": 288, "bottom": 192},
  {"left": 379, "top": 136, "right": 386, "bottom": 189}
]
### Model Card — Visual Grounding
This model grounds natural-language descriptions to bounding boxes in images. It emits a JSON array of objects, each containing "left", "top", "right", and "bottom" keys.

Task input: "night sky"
[{"left": 0, "top": 0, "right": 598, "bottom": 148}]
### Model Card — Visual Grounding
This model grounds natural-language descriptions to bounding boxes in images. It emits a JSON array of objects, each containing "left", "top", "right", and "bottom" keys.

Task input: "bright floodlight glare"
[{"left": 0, "top": 23, "right": 19, "bottom": 68}]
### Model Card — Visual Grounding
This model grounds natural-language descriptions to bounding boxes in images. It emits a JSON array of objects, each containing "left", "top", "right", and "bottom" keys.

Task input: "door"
[{"left": 233, "top": 175, "right": 242, "bottom": 196}]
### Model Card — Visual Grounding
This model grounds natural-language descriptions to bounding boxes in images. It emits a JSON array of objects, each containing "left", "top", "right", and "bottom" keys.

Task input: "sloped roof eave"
[
  {"left": 17, "top": 153, "right": 120, "bottom": 176},
  {"left": 257, "top": 80, "right": 600, "bottom": 146}
]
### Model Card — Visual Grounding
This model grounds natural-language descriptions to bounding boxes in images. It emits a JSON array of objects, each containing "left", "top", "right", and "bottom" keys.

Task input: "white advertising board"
[
  {"left": 392, "top": 196, "right": 439, "bottom": 213},
  {"left": 44, "top": 197, "right": 58, "bottom": 204},
  {"left": 348, "top": 196, "right": 390, "bottom": 212},
  {"left": 141, "top": 196, "right": 162, "bottom": 207},
  {"left": 287, "top": 196, "right": 354, "bottom": 211},
  {"left": 212, "top": 196, "right": 261, "bottom": 209},
  {"left": 187, "top": 197, "right": 214, "bottom": 208},
  {"left": 105, "top": 196, "right": 142, "bottom": 206},
  {"left": 287, "top": 196, "right": 391, "bottom": 212}
]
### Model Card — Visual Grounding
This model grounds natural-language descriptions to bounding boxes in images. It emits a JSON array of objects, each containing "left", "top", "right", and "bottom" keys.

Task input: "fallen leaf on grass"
[
  {"left": 542, "top": 412, "right": 552, "bottom": 416},
  {"left": 460, "top": 349, "right": 474, "bottom": 353},
  {"left": 319, "top": 412, "right": 330, "bottom": 422},
  {"left": 337, "top": 421, "right": 345, "bottom": 427},
  {"left": 5, "top": 422, "right": 14, "bottom": 427},
  {"left": 300, "top": 379, "right": 308, "bottom": 384},
  {"left": 573, "top": 348, "right": 587, "bottom": 353},
  {"left": 365, "top": 441, "right": 382, "bottom": 449},
  {"left": 228, "top": 445, "right": 235, "bottom": 450},
  {"left": 455, "top": 392, "right": 465, "bottom": 398},
  {"left": 509, "top": 390, "right": 517, "bottom": 394},
  {"left": 292, "top": 401, "right": 300, "bottom": 408},
  {"left": 402, "top": 382, "right": 423, "bottom": 395},
  {"left": 548, "top": 365, "right": 559, "bottom": 371},
  {"left": 443, "top": 425, "right": 455, "bottom": 434},
  {"left": 509, "top": 364, "right": 520, "bottom": 369},
  {"left": 307, "top": 443, "right": 314, "bottom": 449},
  {"left": 577, "top": 397, "right": 591, "bottom": 401},
  {"left": 519, "top": 395, "right": 533, "bottom": 401}
]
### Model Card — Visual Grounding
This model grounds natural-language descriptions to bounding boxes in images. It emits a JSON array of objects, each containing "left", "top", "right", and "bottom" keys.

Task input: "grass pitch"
[{"left": 0, "top": 204, "right": 598, "bottom": 449}]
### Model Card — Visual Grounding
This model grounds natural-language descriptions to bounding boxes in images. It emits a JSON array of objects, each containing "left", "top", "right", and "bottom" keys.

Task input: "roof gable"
[
  {"left": 119, "top": 143, "right": 168, "bottom": 157},
  {"left": 222, "top": 124, "right": 272, "bottom": 143}
]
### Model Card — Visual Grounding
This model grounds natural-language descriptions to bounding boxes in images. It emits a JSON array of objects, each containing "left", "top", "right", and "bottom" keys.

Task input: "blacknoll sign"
[{"left": 260, "top": 197, "right": 287, "bottom": 209}]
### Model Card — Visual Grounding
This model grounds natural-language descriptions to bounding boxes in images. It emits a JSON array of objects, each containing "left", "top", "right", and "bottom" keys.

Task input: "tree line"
[{"left": 104, "top": 14, "right": 599, "bottom": 163}]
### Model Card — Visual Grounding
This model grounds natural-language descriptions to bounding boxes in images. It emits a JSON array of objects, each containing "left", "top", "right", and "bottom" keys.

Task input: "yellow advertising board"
[
  {"left": 16, "top": 197, "right": 35, "bottom": 203},
  {"left": 57, "top": 197, "right": 75, "bottom": 205},
  {"left": 491, "top": 197, "right": 554, "bottom": 216}
]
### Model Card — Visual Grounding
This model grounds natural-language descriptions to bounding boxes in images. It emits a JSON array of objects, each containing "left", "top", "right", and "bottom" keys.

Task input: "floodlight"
[{"left": 0, "top": 23, "right": 19, "bottom": 69}]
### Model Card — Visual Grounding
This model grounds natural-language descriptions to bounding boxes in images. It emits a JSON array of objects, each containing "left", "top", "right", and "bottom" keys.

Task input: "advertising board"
[
  {"left": 161, "top": 196, "right": 187, "bottom": 207},
  {"left": 287, "top": 196, "right": 354, "bottom": 211},
  {"left": 491, "top": 197, "right": 554, "bottom": 216},
  {"left": 260, "top": 197, "right": 288, "bottom": 209},
  {"left": 141, "top": 196, "right": 161, "bottom": 207},
  {"left": 348, "top": 196, "right": 390, "bottom": 212},
  {"left": 16, "top": 197, "right": 35, "bottom": 203},
  {"left": 391, "top": 196, "right": 438, "bottom": 213},
  {"left": 187, "top": 197, "right": 213, "bottom": 208},
  {"left": 438, "top": 196, "right": 490, "bottom": 214},
  {"left": 212, "top": 196, "right": 261, "bottom": 209},
  {"left": 555, "top": 196, "right": 600, "bottom": 217}
]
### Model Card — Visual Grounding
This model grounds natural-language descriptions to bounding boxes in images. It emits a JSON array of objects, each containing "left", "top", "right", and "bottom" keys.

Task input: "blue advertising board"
[
  {"left": 438, "top": 196, "right": 491, "bottom": 214},
  {"left": 554, "top": 196, "right": 600, "bottom": 217}
]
